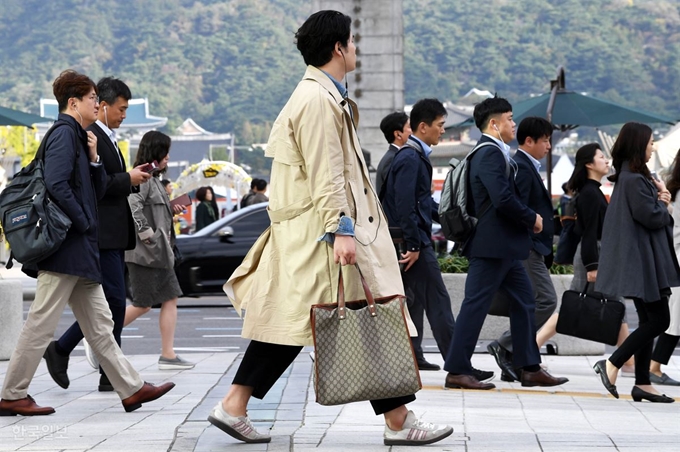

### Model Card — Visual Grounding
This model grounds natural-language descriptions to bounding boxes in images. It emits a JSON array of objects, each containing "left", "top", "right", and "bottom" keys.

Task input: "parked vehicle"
[{"left": 174, "top": 203, "right": 269, "bottom": 296}]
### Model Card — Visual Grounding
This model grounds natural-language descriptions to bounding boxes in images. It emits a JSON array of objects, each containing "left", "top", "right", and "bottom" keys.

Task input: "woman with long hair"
[
  {"left": 536, "top": 144, "right": 633, "bottom": 374},
  {"left": 124, "top": 131, "right": 195, "bottom": 370},
  {"left": 647, "top": 149, "right": 680, "bottom": 386},
  {"left": 593, "top": 122, "right": 679, "bottom": 403}
]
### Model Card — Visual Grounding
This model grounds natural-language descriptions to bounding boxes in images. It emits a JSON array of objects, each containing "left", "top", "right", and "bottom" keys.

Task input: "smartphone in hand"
[{"left": 141, "top": 161, "right": 160, "bottom": 174}]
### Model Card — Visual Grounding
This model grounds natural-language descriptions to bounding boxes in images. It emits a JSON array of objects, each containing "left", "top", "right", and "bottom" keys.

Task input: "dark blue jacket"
[
  {"left": 463, "top": 135, "right": 536, "bottom": 260},
  {"left": 513, "top": 150, "right": 554, "bottom": 256},
  {"left": 382, "top": 136, "right": 438, "bottom": 251},
  {"left": 38, "top": 114, "right": 107, "bottom": 283}
]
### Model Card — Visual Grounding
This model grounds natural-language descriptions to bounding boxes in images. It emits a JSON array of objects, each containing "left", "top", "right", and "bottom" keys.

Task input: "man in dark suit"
[
  {"left": 487, "top": 117, "right": 560, "bottom": 382},
  {"left": 382, "top": 99, "right": 463, "bottom": 374},
  {"left": 443, "top": 97, "right": 568, "bottom": 390},
  {"left": 375, "top": 111, "right": 411, "bottom": 199},
  {"left": 44, "top": 77, "right": 152, "bottom": 392}
]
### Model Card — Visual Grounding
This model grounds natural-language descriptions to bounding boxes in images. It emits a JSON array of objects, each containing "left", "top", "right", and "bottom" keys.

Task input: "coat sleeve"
[
  {"left": 91, "top": 163, "right": 107, "bottom": 201},
  {"left": 128, "top": 180, "right": 152, "bottom": 239},
  {"left": 105, "top": 171, "right": 132, "bottom": 197},
  {"left": 43, "top": 128, "right": 90, "bottom": 233},
  {"left": 476, "top": 149, "right": 536, "bottom": 229},
  {"left": 577, "top": 190, "right": 601, "bottom": 270},
  {"left": 391, "top": 149, "right": 422, "bottom": 250},
  {"left": 627, "top": 176, "right": 671, "bottom": 230},
  {"left": 196, "top": 203, "right": 208, "bottom": 231},
  {"left": 294, "top": 88, "right": 352, "bottom": 234}
]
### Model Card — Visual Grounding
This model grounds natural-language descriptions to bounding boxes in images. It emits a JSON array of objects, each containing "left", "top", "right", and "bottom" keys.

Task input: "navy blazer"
[
  {"left": 39, "top": 114, "right": 107, "bottom": 283},
  {"left": 463, "top": 136, "right": 536, "bottom": 260},
  {"left": 375, "top": 143, "right": 398, "bottom": 200},
  {"left": 88, "top": 122, "right": 136, "bottom": 251},
  {"left": 513, "top": 150, "right": 554, "bottom": 256},
  {"left": 382, "top": 137, "right": 436, "bottom": 251}
]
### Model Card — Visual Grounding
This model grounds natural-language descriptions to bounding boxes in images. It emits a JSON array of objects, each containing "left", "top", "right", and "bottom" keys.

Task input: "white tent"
[
  {"left": 546, "top": 154, "right": 574, "bottom": 195},
  {"left": 650, "top": 123, "right": 680, "bottom": 172}
]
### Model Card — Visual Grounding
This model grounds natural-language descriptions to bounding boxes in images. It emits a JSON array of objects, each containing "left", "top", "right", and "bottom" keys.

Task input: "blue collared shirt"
[
  {"left": 320, "top": 70, "right": 348, "bottom": 99},
  {"left": 517, "top": 149, "right": 541, "bottom": 174},
  {"left": 482, "top": 133, "right": 511, "bottom": 161},
  {"left": 409, "top": 135, "right": 433, "bottom": 158}
]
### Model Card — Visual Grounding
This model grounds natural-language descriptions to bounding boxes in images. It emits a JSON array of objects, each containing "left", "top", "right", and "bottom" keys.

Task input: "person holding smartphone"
[{"left": 124, "top": 131, "right": 195, "bottom": 370}]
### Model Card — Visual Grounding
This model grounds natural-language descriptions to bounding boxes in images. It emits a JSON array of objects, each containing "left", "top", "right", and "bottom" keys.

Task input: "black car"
[{"left": 174, "top": 202, "right": 269, "bottom": 296}]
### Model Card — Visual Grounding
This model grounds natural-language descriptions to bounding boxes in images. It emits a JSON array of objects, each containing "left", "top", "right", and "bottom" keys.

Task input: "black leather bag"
[{"left": 556, "top": 284, "right": 625, "bottom": 346}]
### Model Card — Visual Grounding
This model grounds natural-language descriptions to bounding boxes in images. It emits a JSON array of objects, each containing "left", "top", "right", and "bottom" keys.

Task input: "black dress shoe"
[
  {"left": 98, "top": 373, "right": 114, "bottom": 392},
  {"left": 43, "top": 341, "right": 70, "bottom": 389},
  {"left": 593, "top": 359, "right": 618, "bottom": 399},
  {"left": 631, "top": 386, "right": 674, "bottom": 403},
  {"left": 472, "top": 368, "right": 495, "bottom": 383},
  {"left": 500, "top": 371, "right": 517, "bottom": 382},
  {"left": 521, "top": 368, "right": 569, "bottom": 387},
  {"left": 417, "top": 359, "right": 441, "bottom": 371},
  {"left": 486, "top": 341, "right": 519, "bottom": 381}
]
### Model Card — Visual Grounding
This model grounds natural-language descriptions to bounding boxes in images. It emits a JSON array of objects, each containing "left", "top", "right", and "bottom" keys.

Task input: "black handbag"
[{"left": 556, "top": 284, "right": 625, "bottom": 346}]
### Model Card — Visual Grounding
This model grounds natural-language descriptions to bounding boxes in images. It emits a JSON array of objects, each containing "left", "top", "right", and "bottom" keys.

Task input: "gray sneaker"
[
  {"left": 384, "top": 410, "right": 453, "bottom": 446},
  {"left": 649, "top": 372, "right": 680, "bottom": 386},
  {"left": 158, "top": 355, "right": 195, "bottom": 370},
  {"left": 207, "top": 402, "right": 271, "bottom": 443}
]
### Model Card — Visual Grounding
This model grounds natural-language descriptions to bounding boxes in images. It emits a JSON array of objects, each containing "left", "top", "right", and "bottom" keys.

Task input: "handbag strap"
[{"left": 337, "top": 264, "right": 377, "bottom": 320}]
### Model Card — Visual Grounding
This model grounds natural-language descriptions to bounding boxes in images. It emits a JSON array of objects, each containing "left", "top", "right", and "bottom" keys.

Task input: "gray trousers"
[
  {"left": 1, "top": 271, "right": 144, "bottom": 400},
  {"left": 497, "top": 250, "right": 557, "bottom": 352}
]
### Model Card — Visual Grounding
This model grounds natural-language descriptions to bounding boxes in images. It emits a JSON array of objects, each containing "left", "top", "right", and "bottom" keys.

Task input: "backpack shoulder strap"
[{"left": 35, "top": 120, "right": 81, "bottom": 188}]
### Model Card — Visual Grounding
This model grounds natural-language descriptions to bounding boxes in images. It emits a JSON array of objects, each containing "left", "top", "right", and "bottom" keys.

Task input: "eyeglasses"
[{"left": 89, "top": 95, "right": 100, "bottom": 103}]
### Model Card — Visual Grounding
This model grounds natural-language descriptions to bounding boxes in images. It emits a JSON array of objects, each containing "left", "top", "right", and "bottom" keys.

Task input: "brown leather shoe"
[
  {"left": 444, "top": 373, "right": 495, "bottom": 390},
  {"left": 0, "top": 395, "right": 55, "bottom": 416},
  {"left": 521, "top": 368, "right": 569, "bottom": 387},
  {"left": 121, "top": 381, "right": 175, "bottom": 412}
]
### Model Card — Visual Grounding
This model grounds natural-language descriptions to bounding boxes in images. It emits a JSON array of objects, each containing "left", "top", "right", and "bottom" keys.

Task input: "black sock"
[
  {"left": 523, "top": 364, "right": 541, "bottom": 372},
  {"left": 54, "top": 342, "right": 70, "bottom": 357}
]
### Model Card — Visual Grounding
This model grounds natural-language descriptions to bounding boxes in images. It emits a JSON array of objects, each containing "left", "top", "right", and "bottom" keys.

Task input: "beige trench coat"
[{"left": 224, "top": 66, "right": 408, "bottom": 346}]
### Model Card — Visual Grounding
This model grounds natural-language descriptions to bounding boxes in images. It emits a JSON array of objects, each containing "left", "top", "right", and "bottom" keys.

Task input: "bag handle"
[{"left": 337, "top": 264, "right": 377, "bottom": 320}]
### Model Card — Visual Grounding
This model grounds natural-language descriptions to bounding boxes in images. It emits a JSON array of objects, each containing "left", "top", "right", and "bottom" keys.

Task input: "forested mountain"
[{"left": 1, "top": 0, "right": 679, "bottom": 143}]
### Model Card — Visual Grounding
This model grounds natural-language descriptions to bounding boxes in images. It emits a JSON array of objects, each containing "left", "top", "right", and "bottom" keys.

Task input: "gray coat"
[
  {"left": 125, "top": 177, "right": 174, "bottom": 269},
  {"left": 595, "top": 163, "right": 680, "bottom": 301}
]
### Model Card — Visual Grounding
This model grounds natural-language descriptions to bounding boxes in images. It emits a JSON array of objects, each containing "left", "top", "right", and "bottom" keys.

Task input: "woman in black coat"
[
  {"left": 536, "top": 144, "right": 635, "bottom": 372},
  {"left": 194, "top": 186, "right": 217, "bottom": 232},
  {"left": 593, "top": 122, "right": 680, "bottom": 403}
]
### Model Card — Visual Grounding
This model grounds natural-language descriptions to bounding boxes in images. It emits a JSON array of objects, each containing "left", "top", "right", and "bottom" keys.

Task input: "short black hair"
[
  {"left": 250, "top": 178, "right": 260, "bottom": 190},
  {"left": 473, "top": 96, "right": 512, "bottom": 131},
  {"left": 516, "top": 117, "right": 553, "bottom": 145},
  {"left": 161, "top": 179, "right": 171, "bottom": 187},
  {"left": 379, "top": 112, "right": 409, "bottom": 144},
  {"left": 97, "top": 77, "right": 131, "bottom": 106},
  {"left": 254, "top": 179, "right": 267, "bottom": 191},
  {"left": 410, "top": 99, "right": 446, "bottom": 132},
  {"left": 295, "top": 10, "right": 352, "bottom": 67}
]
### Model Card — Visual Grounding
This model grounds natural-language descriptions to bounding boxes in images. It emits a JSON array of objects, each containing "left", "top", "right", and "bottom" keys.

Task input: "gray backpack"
[{"left": 438, "top": 142, "right": 507, "bottom": 244}]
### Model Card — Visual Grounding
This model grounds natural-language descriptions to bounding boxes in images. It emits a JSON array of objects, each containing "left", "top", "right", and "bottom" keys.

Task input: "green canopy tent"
[
  {"left": 514, "top": 67, "right": 676, "bottom": 192},
  {"left": 0, "top": 105, "right": 52, "bottom": 127}
]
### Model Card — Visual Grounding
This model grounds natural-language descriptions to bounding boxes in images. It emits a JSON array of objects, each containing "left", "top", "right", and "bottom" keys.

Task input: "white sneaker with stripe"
[
  {"left": 384, "top": 410, "right": 453, "bottom": 446},
  {"left": 207, "top": 402, "right": 271, "bottom": 443}
]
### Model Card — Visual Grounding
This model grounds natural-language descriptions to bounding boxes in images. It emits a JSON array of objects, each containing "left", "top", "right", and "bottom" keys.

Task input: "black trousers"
[
  {"left": 233, "top": 340, "right": 416, "bottom": 415},
  {"left": 610, "top": 297, "right": 671, "bottom": 385},
  {"left": 651, "top": 333, "right": 680, "bottom": 365},
  {"left": 402, "top": 246, "right": 456, "bottom": 361}
]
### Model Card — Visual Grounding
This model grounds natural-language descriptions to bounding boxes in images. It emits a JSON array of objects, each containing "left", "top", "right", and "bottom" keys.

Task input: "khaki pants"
[{"left": 1, "top": 271, "right": 143, "bottom": 400}]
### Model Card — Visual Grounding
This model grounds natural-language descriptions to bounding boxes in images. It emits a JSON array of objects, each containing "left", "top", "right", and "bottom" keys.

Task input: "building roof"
[{"left": 40, "top": 98, "right": 168, "bottom": 131}]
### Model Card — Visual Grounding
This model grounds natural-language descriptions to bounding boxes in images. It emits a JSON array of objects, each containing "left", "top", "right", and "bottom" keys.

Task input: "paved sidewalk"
[{"left": 1, "top": 352, "right": 679, "bottom": 451}]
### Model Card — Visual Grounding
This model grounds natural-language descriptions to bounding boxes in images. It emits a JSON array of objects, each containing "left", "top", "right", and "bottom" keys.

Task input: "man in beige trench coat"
[{"left": 207, "top": 10, "right": 453, "bottom": 447}]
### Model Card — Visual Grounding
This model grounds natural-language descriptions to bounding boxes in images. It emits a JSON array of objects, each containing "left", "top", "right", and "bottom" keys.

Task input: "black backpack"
[
  {"left": 0, "top": 121, "right": 79, "bottom": 268},
  {"left": 438, "top": 142, "right": 506, "bottom": 244}
]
